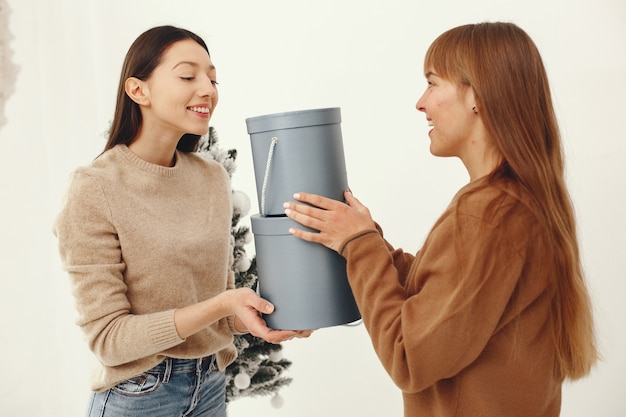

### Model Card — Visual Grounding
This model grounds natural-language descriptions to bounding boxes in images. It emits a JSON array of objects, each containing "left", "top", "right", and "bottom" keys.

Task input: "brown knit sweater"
[
  {"left": 341, "top": 177, "right": 562, "bottom": 416},
  {"left": 54, "top": 144, "right": 238, "bottom": 392}
]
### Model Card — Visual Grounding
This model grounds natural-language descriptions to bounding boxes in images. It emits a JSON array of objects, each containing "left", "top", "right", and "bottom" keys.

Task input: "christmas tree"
[{"left": 197, "top": 127, "right": 293, "bottom": 406}]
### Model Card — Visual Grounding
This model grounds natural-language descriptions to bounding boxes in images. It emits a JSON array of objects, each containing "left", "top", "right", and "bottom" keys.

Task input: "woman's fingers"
[
  {"left": 283, "top": 202, "right": 322, "bottom": 228},
  {"left": 232, "top": 289, "right": 315, "bottom": 343},
  {"left": 292, "top": 192, "right": 340, "bottom": 210},
  {"left": 343, "top": 189, "right": 362, "bottom": 208},
  {"left": 248, "top": 318, "right": 312, "bottom": 344},
  {"left": 283, "top": 191, "right": 375, "bottom": 252}
]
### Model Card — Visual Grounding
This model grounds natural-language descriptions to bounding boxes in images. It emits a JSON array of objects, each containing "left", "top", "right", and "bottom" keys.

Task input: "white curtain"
[{"left": 1, "top": 1, "right": 625, "bottom": 416}]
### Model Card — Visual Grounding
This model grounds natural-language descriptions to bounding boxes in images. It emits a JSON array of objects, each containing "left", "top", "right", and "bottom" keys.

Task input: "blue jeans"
[{"left": 86, "top": 356, "right": 226, "bottom": 417}]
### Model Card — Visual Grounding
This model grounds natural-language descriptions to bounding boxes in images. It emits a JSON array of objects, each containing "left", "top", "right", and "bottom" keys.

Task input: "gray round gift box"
[
  {"left": 250, "top": 215, "right": 361, "bottom": 330},
  {"left": 246, "top": 107, "right": 361, "bottom": 330},
  {"left": 247, "top": 107, "right": 349, "bottom": 216}
]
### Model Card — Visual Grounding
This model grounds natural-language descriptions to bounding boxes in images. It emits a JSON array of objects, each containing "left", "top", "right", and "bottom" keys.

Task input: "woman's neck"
[
  {"left": 459, "top": 125, "right": 501, "bottom": 182},
  {"left": 128, "top": 129, "right": 179, "bottom": 167}
]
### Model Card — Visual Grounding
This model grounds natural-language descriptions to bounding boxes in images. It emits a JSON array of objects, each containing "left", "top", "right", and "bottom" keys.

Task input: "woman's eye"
[
  {"left": 211, "top": 80, "right": 219, "bottom": 86},
  {"left": 181, "top": 77, "right": 195, "bottom": 81}
]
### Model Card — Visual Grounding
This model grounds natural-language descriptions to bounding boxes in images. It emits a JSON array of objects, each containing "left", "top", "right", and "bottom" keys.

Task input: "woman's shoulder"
[
  {"left": 181, "top": 151, "right": 230, "bottom": 180},
  {"left": 70, "top": 144, "right": 126, "bottom": 176},
  {"left": 454, "top": 176, "right": 519, "bottom": 204},
  {"left": 181, "top": 150, "right": 223, "bottom": 169},
  {"left": 453, "top": 177, "right": 536, "bottom": 226}
]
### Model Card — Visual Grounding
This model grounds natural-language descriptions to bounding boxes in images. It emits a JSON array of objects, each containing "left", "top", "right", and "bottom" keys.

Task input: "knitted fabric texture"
[{"left": 54, "top": 144, "right": 238, "bottom": 391}]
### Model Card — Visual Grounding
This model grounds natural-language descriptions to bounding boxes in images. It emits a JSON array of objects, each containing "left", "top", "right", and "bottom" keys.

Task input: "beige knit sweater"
[
  {"left": 54, "top": 144, "right": 238, "bottom": 392},
  {"left": 340, "top": 177, "right": 562, "bottom": 416}
]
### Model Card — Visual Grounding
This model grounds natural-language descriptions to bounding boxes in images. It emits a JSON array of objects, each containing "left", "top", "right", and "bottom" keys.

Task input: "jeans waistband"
[{"left": 148, "top": 356, "right": 215, "bottom": 382}]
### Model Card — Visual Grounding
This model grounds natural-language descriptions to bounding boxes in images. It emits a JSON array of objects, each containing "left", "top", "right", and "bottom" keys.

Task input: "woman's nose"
[
  {"left": 201, "top": 77, "right": 217, "bottom": 97},
  {"left": 415, "top": 93, "right": 426, "bottom": 113}
]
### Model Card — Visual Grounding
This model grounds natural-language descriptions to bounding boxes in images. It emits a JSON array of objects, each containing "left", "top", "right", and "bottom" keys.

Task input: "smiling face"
[
  {"left": 415, "top": 70, "right": 476, "bottom": 159},
  {"left": 139, "top": 39, "right": 219, "bottom": 140},
  {"left": 415, "top": 69, "right": 503, "bottom": 181}
]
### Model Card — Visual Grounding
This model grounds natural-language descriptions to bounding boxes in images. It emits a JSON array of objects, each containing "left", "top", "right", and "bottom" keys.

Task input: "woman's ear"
[{"left": 125, "top": 77, "right": 150, "bottom": 105}]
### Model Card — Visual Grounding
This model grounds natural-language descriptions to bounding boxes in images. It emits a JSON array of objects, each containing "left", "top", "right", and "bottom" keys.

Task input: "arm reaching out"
[{"left": 174, "top": 288, "right": 312, "bottom": 344}]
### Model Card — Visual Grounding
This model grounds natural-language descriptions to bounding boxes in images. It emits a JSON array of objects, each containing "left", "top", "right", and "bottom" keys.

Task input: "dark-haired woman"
[
  {"left": 54, "top": 25, "right": 309, "bottom": 417},
  {"left": 284, "top": 22, "right": 597, "bottom": 416}
]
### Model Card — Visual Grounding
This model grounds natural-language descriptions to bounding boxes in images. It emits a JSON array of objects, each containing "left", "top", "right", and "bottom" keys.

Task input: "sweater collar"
[{"left": 115, "top": 144, "right": 182, "bottom": 178}]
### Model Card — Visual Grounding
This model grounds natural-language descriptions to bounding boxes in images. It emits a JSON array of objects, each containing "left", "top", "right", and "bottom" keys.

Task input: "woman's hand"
[
  {"left": 174, "top": 288, "right": 312, "bottom": 344},
  {"left": 283, "top": 190, "right": 376, "bottom": 253},
  {"left": 227, "top": 288, "right": 313, "bottom": 344}
]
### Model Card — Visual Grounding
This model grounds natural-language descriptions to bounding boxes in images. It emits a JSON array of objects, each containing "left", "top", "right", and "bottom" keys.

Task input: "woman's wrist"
[{"left": 233, "top": 316, "right": 249, "bottom": 333}]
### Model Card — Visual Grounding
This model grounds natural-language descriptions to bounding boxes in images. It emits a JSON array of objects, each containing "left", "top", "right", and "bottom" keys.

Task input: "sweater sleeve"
[
  {"left": 341, "top": 223, "right": 416, "bottom": 286},
  {"left": 54, "top": 172, "right": 185, "bottom": 366},
  {"left": 341, "top": 209, "right": 527, "bottom": 393}
]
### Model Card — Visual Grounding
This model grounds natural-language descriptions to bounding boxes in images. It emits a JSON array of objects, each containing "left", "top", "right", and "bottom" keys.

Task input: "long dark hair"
[
  {"left": 425, "top": 22, "right": 597, "bottom": 380},
  {"left": 103, "top": 25, "right": 209, "bottom": 154}
]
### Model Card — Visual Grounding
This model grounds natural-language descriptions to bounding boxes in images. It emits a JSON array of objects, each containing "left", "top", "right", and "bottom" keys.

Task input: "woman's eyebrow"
[{"left": 172, "top": 61, "right": 216, "bottom": 71}]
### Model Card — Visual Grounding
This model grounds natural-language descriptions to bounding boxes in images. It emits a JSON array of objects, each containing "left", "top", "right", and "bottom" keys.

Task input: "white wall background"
[{"left": 1, "top": 0, "right": 624, "bottom": 416}]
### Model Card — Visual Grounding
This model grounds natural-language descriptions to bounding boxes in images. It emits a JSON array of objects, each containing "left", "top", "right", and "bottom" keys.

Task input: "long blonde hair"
[{"left": 424, "top": 22, "right": 598, "bottom": 380}]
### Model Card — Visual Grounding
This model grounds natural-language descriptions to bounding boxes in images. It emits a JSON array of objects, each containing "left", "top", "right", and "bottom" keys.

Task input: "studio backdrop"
[{"left": 0, "top": 1, "right": 624, "bottom": 416}]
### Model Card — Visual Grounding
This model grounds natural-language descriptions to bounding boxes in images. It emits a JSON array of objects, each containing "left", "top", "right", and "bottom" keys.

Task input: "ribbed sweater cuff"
[
  {"left": 339, "top": 229, "right": 380, "bottom": 256},
  {"left": 147, "top": 310, "right": 185, "bottom": 349},
  {"left": 228, "top": 315, "right": 249, "bottom": 335}
]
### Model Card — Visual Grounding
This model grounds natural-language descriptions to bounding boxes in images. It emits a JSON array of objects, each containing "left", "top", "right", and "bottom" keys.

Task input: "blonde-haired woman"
[{"left": 284, "top": 22, "right": 597, "bottom": 416}]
